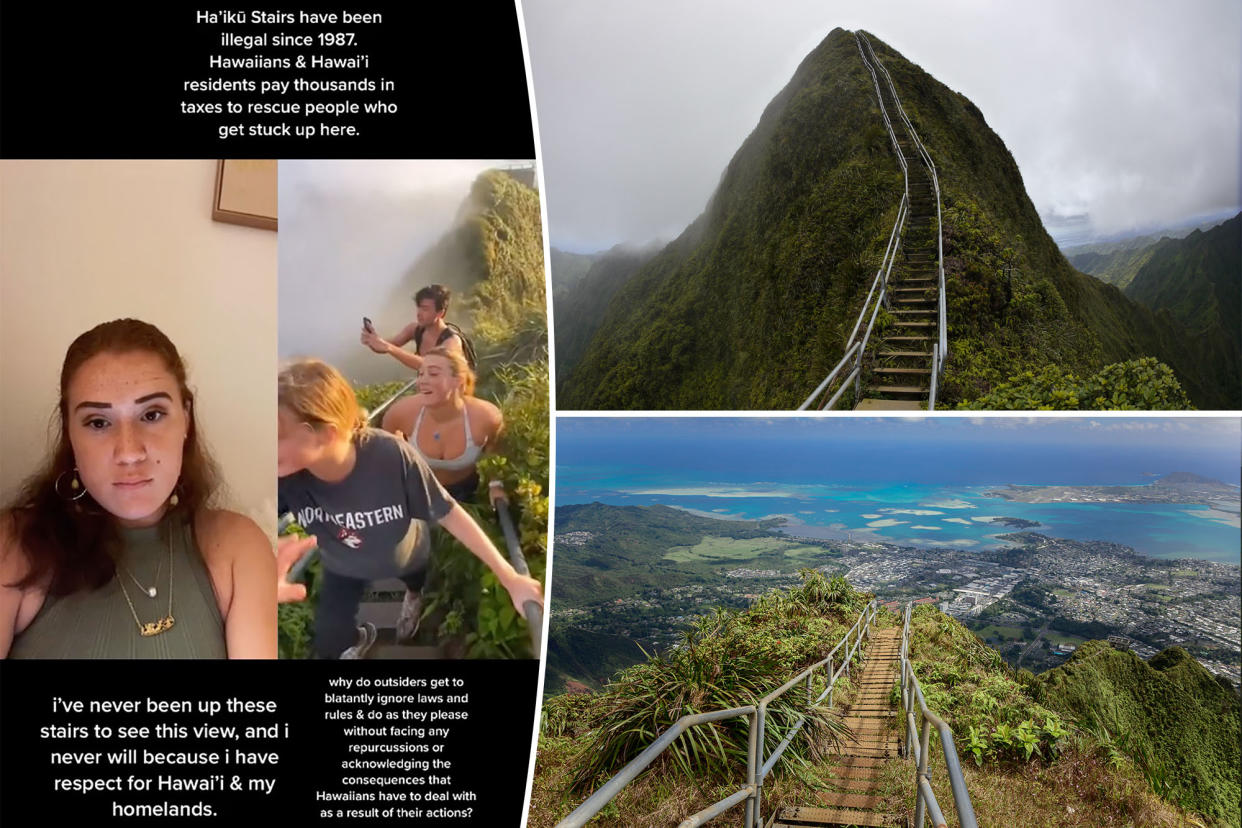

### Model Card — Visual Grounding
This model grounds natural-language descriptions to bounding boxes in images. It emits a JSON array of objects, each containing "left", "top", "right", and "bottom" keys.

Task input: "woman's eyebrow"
[{"left": 73, "top": 391, "right": 172, "bottom": 412}]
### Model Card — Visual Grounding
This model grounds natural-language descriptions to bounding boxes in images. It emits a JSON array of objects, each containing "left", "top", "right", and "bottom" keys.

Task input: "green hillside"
[
  {"left": 552, "top": 244, "right": 656, "bottom": 393},
  {"left": 1033, "top": 641, "right": 1241, "bottom": 826},
  {"left": 551, "top": 503, "right": 781, "bottom": 607},
  {"left": 549, "top": 247, "right": 598, "bottom": 297},
  {"left": 559, "top": 29, "right": 1223, "bottom": 409},
  {"left": 1128, "top": 215, "right": 1240, "bottom": 333},
  {"left": 1063, "top": 216, "right": 1228, "bottom": 290}
]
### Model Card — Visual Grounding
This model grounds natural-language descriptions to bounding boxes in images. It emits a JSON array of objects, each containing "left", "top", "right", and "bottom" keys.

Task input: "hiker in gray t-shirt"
[{"left": 277, "top": 360, "right": 543, "bottom": 659}]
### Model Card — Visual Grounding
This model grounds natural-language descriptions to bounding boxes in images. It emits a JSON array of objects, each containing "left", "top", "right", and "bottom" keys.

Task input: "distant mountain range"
[
  {"left": 551, "top": 243, "right": 658, "bottom": 394},
  {"left": 551, "top": 29, "right": 1238, "bottom": 409},
  {"left": 1061, "top": 216, "right": 1230, "bottom": 290}
]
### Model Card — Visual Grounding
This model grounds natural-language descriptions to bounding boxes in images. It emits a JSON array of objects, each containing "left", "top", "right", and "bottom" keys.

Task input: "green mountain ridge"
[
  {"left": 1033, "top": 640, "right": 1241, "bottom": 826},
  {"left": 559, "top": 28, "right": 1231, "bottom": 409},
  {"left": 1062, "top": 215, "right": 1229, "bottom": 290},
  {"left": 552, "top": 244, "right": 657, "bottom": 392}
]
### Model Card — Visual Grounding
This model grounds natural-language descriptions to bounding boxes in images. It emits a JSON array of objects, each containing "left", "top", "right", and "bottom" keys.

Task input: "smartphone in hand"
[{"left": 363, "top": 317, "right": 375, "bottom": 333}]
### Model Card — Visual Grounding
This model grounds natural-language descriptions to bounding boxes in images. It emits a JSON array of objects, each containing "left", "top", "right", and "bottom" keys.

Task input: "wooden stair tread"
[
  {"left": 777, "top": 805, "right": 894, "bottom": 826},
  {"left": 854, "top": 399, "right": 923, "bottom": 410},
  {"left": 867, "top": 385, "right": 927, "bottom": 394},
  {"left": 815, "top": 793, "right": 882, "bottom": 810}
]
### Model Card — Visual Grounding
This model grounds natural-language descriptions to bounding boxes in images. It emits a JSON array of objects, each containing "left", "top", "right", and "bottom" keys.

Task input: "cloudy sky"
[{"left": 524, "top": 0, "right": 1242, "bottom": 252}]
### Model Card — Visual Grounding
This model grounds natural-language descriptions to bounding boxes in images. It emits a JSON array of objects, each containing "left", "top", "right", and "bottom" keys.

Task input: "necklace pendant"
[
  {"left": 140, "top": 615, "right": 175, "bottom": 637},
  {"left": 147, "top": 587, "right": 158, "bottom": 598}
]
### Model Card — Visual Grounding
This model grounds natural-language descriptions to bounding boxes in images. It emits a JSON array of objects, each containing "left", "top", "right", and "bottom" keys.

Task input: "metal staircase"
[
  {"left": 800, "top": 32, "right": 948, "bottom": 411},
  {"left": 552, "top": 602, "right": 977, "bottom": 828}
]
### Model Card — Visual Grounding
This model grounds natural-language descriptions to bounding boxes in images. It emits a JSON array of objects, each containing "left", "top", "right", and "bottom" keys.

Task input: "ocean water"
[{"left": 556, "top": 419, "right": 1241, "bottom": 563}]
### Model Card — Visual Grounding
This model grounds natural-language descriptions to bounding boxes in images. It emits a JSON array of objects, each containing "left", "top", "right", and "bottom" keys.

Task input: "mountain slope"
[
  {"left": 1126, "top": 213, "right": 1240, "bottom": 342},
  {"left": 552, "top": 244, "right": 657, "bottom": 393},
  {"left": 1033, "top": 641, "right": 1241, "bottom": 826},
  {"left": 560, "top": 29, "right": 1224, "bottom": 409},
  {"left": 551, "top": 502, "right": 778, "bottom": 607},
  {"left": 1063, "top": 216, "right": 1229, "bottom": 289}
]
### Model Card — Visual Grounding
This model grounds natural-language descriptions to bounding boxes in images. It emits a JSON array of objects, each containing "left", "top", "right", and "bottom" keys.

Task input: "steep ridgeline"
[
  {"left": 560, "top": 28, "right": 1223, "bottom": 409},
  {"left": 1033, "top": 642, "right": 1241, "bottom": 827},
  {"left": 552, "top": 244, "right": 657, "bottom": 395},
  {"left": 1123, "top": 213, "right": 1241, "bottom": 399}
]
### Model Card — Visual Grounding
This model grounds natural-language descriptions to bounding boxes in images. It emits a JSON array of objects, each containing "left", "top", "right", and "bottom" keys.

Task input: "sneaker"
[
  {"left": 395, "top": 590, "right": 424, "bottom": 643},
  {"left": 340, "top": 622, "right": 378, "bottom": 660}
]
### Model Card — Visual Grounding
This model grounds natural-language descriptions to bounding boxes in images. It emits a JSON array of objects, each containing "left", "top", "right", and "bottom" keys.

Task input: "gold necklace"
[
  {"left": 120, "top": 554, "right": 162, "bottom": 599},
  {"left": 116, "top": 533, "right": 175, "bottom": 637}
]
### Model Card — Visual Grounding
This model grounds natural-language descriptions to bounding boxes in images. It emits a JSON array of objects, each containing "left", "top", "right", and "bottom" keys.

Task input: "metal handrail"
[
  {"left": 798, "top": 35, "right": 913, "bottom": 410},
  {"left": 859, "top": 32, "right": 950, "bottom": 380},
  {"left": 557, "top": 706, "right": 758, "bottom": 828},
  {"left": 554, "top": 600, "right": 880, "bottom": 828},
  {"left": 900, "top": 603, "right": 978, "bottom": 828},
  {"left": 489, "top": 481, "right": 543, "bottom": 657},
  {"left": 365, "top": 378, "right": 419, "bottom": 426}
]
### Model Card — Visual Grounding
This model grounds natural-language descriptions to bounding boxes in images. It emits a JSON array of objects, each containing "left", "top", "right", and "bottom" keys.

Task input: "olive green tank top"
[{"left": 8, "top": 517, "right": 227, "bottom": 659}]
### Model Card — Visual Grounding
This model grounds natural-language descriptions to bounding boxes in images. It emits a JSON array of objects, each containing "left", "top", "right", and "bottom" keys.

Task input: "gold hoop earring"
[{"left": 55, "top": 468, "right": 88, "bottom": 501}]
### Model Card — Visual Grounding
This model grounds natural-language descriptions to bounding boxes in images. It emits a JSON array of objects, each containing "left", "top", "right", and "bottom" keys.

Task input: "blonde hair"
[
  {"left": 424, "top": 347, "right": 476, "bottom": 396},
  {"left": 278, "top": 358, "right": 367, "bottom": 438}
]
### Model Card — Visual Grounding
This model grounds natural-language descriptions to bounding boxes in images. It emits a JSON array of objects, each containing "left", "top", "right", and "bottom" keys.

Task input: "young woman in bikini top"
[{"left": 380, "top": 348, "right": 503, "bottom": 503}]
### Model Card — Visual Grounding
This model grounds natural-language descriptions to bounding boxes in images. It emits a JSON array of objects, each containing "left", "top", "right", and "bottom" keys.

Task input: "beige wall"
[{"left": 0, "top": 160, "right": 277, "bottom": 533}]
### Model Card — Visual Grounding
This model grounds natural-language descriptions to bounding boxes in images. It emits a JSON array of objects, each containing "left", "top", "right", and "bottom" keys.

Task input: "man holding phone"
[{"left": 360, "top": 284, "right": 464, "bottom": 372}]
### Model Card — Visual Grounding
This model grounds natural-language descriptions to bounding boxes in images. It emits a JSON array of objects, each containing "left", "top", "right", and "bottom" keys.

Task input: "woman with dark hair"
[{"left": 0, "top": 319, "right": 276, "bottom": 658}]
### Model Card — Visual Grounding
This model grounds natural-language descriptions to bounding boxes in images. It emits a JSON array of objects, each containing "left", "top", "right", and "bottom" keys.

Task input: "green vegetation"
[
  {"left": 558, "top": 27, "right": 1228, "bottom": 409},
  {"left": 552, "top": 243, "right": 657, "bottom": 390},
  {"left": 958, "top": 357, "right": 1193, "bottom": 410},
  {"left": 542, "top": 572, "right": 866, "bottom": 795},
  {"left": 663, "top": 536, "right": 822, "bottom": 562},
  {"left": 906, "top": 605, "right": 1069, "bottom": 766},
  {"left": 1033, "top": 641, "right": 1241, "bottom": 826},
  {"left": 423, "top": 171, "right": 548, "bottom": 658},
  {"left": 552, "top": 503, "right": 787, "bottom": 607}
]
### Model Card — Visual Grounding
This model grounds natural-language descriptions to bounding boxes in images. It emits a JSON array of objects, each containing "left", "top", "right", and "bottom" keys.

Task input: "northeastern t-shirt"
[{"left": 278, "top": 429, "right": 455, "bottom": 580}]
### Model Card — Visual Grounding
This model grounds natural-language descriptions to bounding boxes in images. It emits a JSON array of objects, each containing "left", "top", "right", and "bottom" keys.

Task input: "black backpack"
[{"left": 416, "top": 322, "right": 478, "bottom": 371}]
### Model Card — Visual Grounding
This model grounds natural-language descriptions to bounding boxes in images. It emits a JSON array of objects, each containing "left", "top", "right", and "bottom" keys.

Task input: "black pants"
[{"left": 313, "top": 567, "right": 426, "bottom": 659}]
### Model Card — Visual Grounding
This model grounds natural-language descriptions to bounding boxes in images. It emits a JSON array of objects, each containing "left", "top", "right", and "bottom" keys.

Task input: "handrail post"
[
  {"left": 915, "top": 718, "right": 932, "bottom": 828},
  {"left": 754, "top": 700, "right": 767, "bottom": 826},
  {"left": 827, "top": 656, "right": 834, "bottom": 707},
  {"left": 745, "top": 709, "right": 758, "bottom": 828}
]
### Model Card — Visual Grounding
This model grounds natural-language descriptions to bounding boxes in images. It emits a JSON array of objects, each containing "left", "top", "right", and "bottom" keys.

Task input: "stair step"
[
  {"left": 874, "top": 367, "right": 930, "bottom": 375},
  {"left": 893, "top": 321, "right": 935, "bottom": 328},
  {"left": 816, "top": 792, "right": 881, "bottom": 811},
  {"left": 868, "top": 385, "right": 927, "bottom": 395},
  {"left": 823, "top": 755, "right": 885, "bottom": 769},
  {"left": 855, "top": 398, "right": 923, "bottom": 410},
  {"left": 777, "top": 806, "right": 894, "bottom": 826},
  {"left": 879, "top": 350, "right": 932, "bottom": 358},
  {"left": 826, "top": 776, "right": 882, "bottom": 792},
  {"left": 839, "top": 745, "right": 899, "bottom": 759},
  {"left": 892, "top": 309, "right": 935, "bottom": 315}
]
